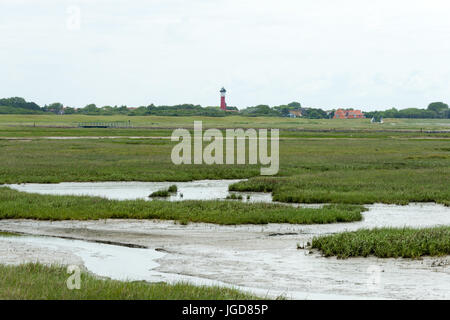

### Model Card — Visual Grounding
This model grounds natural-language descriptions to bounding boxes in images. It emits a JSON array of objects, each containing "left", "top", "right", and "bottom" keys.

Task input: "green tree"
[
  {"left": 427, "top": 102, "right": 448, "bottom": 118},
  {"left": 83, "top": 104, "right": 99, "bottom": 114},
  {"left": 64, "top": 107, "right": 75, "bottom": 114},
  {"left": 44, "top": 102, "right": 64, "bottom": 114},
  {"left": 0, "top": 97, "right": 40, "bottom": 111},
  {"left": 287, "top": 102, "right": 301, "bottom": 108},
  {"left": 427, "top": 102, "right": 448, "bottom": 112}
]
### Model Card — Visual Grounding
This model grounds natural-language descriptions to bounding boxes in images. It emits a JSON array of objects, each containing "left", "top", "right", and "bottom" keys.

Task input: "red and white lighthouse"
[{"left": 220, "top": 87, "right": 227, "bottom": 110}]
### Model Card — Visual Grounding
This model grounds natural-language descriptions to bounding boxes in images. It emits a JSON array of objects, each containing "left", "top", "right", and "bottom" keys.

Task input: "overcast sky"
[{"left": 1, "top": 0, "right": 449, "bottom": 111}]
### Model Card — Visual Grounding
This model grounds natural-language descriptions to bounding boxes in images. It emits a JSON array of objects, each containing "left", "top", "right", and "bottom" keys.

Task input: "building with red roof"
[{"left": 333, "top": 109, "right": 365, "bottom": 119}]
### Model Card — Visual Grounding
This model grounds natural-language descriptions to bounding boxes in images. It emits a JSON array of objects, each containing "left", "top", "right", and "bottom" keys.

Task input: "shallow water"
[
  {"left": 1, "top": 234, "right": 340, "bottom": 299},
  {"left": 1, "top": 206, "right": 449, "bottom": 299},
  {"left": 1, "top": 181, "right": 449, "bottom": 299},
  {"left": 0, "top": 235, "right": 232, "bottom": 286},
  {"left": 6, "top": 180, "right": 273, "bottom": 203},
  {"left": 300, "top": 202, "right": 450, "bottom": 234},
  {"left": 3, "top": 235, "right": 163, "bottom": 281}
]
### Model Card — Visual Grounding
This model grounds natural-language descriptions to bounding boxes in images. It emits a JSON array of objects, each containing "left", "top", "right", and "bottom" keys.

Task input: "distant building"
[
  {"left": 220, "top": 87, "right": 227, "bottom": 110},
  {"left": 288, "top": 110, "right": 302, "bottom": 118},
  {"left": 333, "top": 109, "right": 365, "bottom": 119},
  {"left": 219, "top": 87, "right": 238, "bottom": 112}
]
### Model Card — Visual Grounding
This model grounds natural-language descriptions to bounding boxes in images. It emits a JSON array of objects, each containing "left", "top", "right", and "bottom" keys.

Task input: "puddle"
[{"left": 5, "top": 180, "right": 274, "bottom": 202}]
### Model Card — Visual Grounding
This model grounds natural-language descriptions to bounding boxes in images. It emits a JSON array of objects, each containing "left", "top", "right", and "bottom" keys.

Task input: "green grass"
[
  {"left": 226, "top": 194, "right": 243, "bottom": 200},
  {"left": 168, "top": 185, "right": 177, "bottom": 193},
  {"left": 311, "top": 227, "right": 450, "bottom": 259},
  {"left": 0, "top": 115, "right": 449, "bottom": 206},
  {"left": 229, "top": 168, "right": 450, "bottom": 205},
  {"left": 149, "top": 185, "right": 177, "bottom": 197},
  {"left": 227, "top": 131, "right": 450, "bottom": 205},
  {"left": 0, "top": 114, "right": 449, "bottom": 141},
  {"left": 149, "top": 189, "right": 170, "bottom": 198},
  {"left": 0, "top": 138, "right": 261, "bottom": 183},
  {"left": 0, "top": 263, "right": 259, "bottom": 300},
  {"left": 0, "top": 187, "right": 364, "bottom": 225},
  {"left": 1, "top": 114, "right": 449, "bottom": 132}
]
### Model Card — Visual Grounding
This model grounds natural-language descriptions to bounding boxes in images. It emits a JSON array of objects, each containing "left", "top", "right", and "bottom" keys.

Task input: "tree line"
[
  {"left": 364, "top": 102, "right": 449, "bottom": 119},
  {"left": 0, "top": 97, "right": 449, "bottom": 119}
]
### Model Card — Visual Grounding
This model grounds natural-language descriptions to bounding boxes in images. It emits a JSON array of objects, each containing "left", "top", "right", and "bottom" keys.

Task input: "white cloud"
[{"left": 0, "top": 0, "right": 449, "bottom": 110}]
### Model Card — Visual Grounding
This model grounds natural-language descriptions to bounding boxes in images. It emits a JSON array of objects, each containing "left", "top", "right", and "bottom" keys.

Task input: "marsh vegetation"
[
  {"left": 149, "top": 185, "right": 178, "bottom": 198},
  {"left": 226, "top": 193, "right": 243, "bottom": 200},
  {"left": 0, "top": 115, "right": 449, "bottom": 262},
  {"left": 0, "top": 263, "right": 259, "bottom": 300},
  {"left": 0, "top": 187, "right": 364, "bottom": 225},
  {"left": 311, "top": 227, "right": 450, "bottom": 258},
  {"left": 0, "top": 127, "right": 449, "bottom": 207}
]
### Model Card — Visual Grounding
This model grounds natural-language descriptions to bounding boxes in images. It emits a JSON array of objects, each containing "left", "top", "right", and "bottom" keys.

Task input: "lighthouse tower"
[{"left": 220, "top": 87, "right": 227, "bottom": 110}]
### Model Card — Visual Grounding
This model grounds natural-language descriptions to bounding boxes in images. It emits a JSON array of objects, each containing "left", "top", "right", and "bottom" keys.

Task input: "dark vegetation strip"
[
  {"left": 0, "top": 231, "right": 19, "bottom": 237},
  {"left": 0, "top": 187, "right": 364, "bottom": 225},
  {"left": 311, "top": 227, "right": 450, "bottom": 259},
  {"left": 149, "top": 189, "right": 170, "bottom": 197}
]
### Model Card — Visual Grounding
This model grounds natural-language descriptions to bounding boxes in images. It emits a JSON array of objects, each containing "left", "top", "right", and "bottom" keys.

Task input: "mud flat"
[{"left": 1, "top": 203, "right": 449, "bottom": 300}]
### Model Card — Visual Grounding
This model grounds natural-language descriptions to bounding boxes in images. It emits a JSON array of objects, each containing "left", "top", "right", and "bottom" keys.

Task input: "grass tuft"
[
  {"left": 149, "top": 185, "right": 178, "bottom": 198},
  {"left": 226, "top": 193, "right": 243, "bottom": 200},
  {"left": 167, "top": 185, "right": 178, "bottom": 193},
  {"left": 311, "top": 227, "right": 450, "bottom": 259},
  {"left": 149, "top": 189, "right": 170, "bottom": 198}
]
